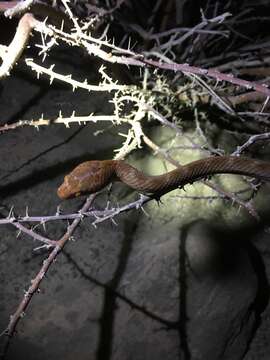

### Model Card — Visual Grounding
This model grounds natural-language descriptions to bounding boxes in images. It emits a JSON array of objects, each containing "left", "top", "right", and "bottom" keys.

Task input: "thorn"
[
  {"left": 8, "top": 206, "right": 15, "bottom": 220},
  {"left": 151, "top": 193, "right": 163, "bottom": 205},
  {"left": 111, "top": 217, "right": 118, "bottom": 226},
  {"left": 140, "top": 205, "right": 150, "bottom": 217},
  {"left": 41, "top": 220, "right": 46, "bottom": 231},
  {"left": 55, "top": 205, "right": 62, "bottom": 216},
  {"left": 33, "top": 244, "right": 52, "bottom": 253}
]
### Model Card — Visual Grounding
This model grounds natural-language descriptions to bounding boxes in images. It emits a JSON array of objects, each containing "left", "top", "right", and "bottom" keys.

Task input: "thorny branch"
[
  {"left": 1, "top": 0, "right": 270, "bottom": 357},
  {"left": 0, "top": 194, "right": 97, "bottom": 358},
  {"left": 1, "top": 6, "right": 270, "bottom": 105}
]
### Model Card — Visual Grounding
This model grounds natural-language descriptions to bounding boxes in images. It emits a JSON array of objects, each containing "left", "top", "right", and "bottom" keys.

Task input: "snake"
[{"left": 57, "top": 156, "right": 270, "bottom": 199}]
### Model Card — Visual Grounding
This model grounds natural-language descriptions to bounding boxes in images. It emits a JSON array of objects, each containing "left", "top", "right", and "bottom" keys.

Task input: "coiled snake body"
[{"left": 57, "top": 156, "right": 270, "bottom": 199}]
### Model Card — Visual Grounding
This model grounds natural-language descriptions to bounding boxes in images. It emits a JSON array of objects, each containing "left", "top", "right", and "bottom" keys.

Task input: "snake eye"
[{"left": 75, "top": 192, "right": 81, "bottom": 197}]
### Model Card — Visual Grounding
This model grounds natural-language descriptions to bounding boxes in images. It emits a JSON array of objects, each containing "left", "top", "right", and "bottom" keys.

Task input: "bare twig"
[{"left": 232, "top": 132, "right": 270, "bottom": 156}]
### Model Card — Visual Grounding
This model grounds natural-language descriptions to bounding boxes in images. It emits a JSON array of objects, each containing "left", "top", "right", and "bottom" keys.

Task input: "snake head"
[{"left": 57, "top": 160, "right": 115, "bottom": 199}]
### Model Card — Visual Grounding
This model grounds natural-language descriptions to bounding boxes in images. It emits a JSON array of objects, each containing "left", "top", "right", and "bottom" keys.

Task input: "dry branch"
[{"left": 0, "top": 194, "right": 97, "bottom": 359}]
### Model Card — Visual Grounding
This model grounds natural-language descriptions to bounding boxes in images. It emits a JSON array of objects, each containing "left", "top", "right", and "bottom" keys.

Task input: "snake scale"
[{"left": 57, "top": 156, "right": 270, "bottom": 199}]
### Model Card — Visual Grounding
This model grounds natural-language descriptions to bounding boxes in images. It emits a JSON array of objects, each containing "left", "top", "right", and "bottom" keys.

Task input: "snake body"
[{"left": 57, "top": 156, "right": 270, "bottom": 199}]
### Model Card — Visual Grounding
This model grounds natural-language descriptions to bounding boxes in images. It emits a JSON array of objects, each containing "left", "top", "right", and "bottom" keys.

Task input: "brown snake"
[{"left": 57, "top": 156, "right": 270, "bottom": 199}]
